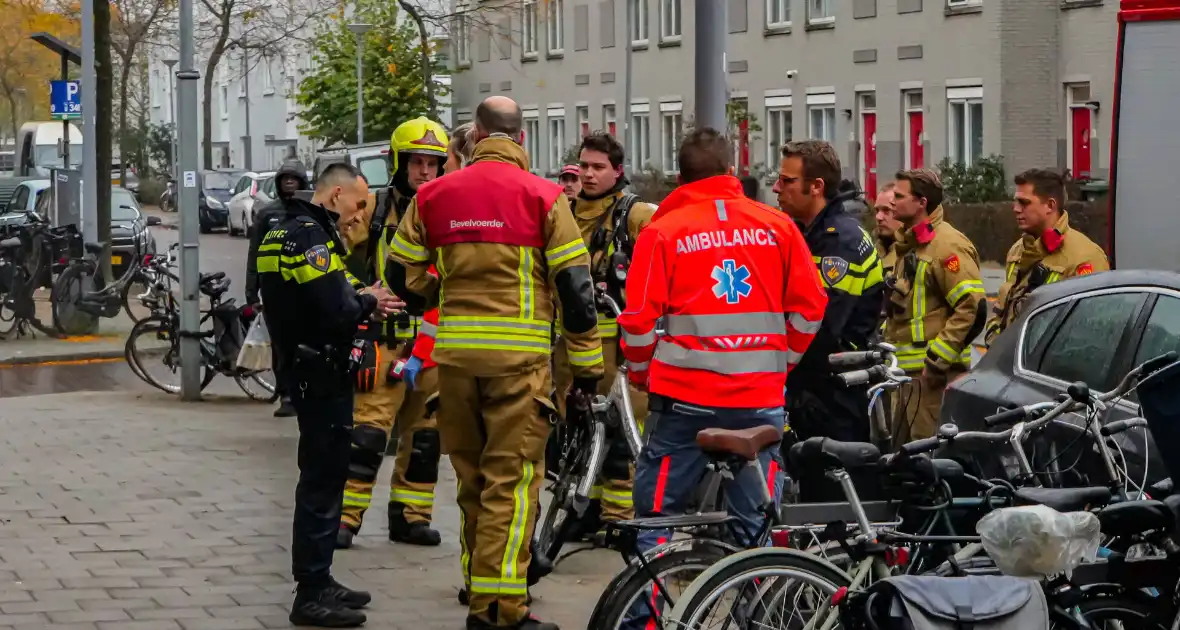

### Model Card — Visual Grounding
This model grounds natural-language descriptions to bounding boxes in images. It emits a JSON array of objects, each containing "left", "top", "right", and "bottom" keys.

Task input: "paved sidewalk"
[
  {"left": 0, "top": 294, "right": 136, "bottom": 366},
  {"left": 0, "top": 392, "right": 619, "bottom": 630}
]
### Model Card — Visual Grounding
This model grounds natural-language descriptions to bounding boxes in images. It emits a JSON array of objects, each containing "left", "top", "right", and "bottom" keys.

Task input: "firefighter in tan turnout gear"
[
  {"left": 389, "top": 96, "right": 602, "bottom": 630},
  {"left": 883, "top": 169, "right": 986, "bottom": 447},
  {"left": 984, "top": 168, "right": 1110, "bottom": 346},
  {"left": 552, "top": 131, "right": 655, "bottom": 534},
  {"left": 335, "top": 117, "right": 450, "bottom": 550}
]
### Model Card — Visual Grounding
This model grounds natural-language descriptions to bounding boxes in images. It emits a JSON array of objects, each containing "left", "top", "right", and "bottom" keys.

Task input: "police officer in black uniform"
[
  {"left": 246, "top": 159, "right": 309, "bottom": 418},
  {"left": 258, "top": 163, "right": 402, "bottom": 628},
  {"left": 773, "top": 141, "right": 886, "bottom": 502}
]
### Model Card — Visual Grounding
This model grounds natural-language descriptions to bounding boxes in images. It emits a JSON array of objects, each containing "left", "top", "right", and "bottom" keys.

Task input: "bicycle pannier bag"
[{"left": 861, "top": 575, "right": 1048, "bottom": 630}]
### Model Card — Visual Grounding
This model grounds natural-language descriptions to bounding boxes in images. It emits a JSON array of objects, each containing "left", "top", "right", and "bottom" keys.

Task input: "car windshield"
[
  {"left": 112, "top": 189, "right": 140, "bottom": 221},
  {"left": 203, "top": 172, "right": 236, "bottom": 190},
  {"left": 33, "top": 143, "right": 83, "bottom": 169}
]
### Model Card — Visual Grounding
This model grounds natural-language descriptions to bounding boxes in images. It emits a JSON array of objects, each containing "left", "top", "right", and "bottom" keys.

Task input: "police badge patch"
[
  {"left": 304, "top": 244, "right": 331, "bottom": 272},
  {"left": 820, "top": 257, "right": 850, "bottom": 287}
]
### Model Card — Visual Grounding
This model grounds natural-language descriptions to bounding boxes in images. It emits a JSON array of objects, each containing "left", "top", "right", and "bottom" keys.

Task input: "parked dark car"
[
  {"left": 199, "top": 170, "right": 237, "bottom": 233},
  {"left": 942, "top": 270, "right": 1180, "bottom": 489},
  {"left": 34, "top": 186, "right": 160, "bottom": 276}
]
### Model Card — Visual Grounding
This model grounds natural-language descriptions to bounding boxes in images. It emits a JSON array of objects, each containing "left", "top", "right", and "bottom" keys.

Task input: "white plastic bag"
[
  {"left": 235, "top": 315, "right": 272, "bottom": 372},
  {"left": 976, "top": 504, "right": 1101, "bottom": 578}
]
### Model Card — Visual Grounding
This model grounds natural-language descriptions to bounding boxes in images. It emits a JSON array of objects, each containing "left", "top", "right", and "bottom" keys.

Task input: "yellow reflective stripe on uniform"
[
  {"left": 458, "top": 480, "right": 471, "bottom": 586},
  {"left": 589, "top": 485, "right": 604, "bottom": 500},
  {"left": 435, "top": 338, "right": 551, "bottom": 353},
  {"left": 601, "top": 488, "right": 634, "bottom": 507},
  {"left": 810, "top": 251, "right": 884, "bottom": 296},
  {"left": 946, "top": 279, "right": 985, "bottom": 306},
  {"left": 256, "top": 256, "right": 280, "bottom": 273},
  {"left": 545, "top": 239, "right": 589, "bottom": 266},
  {"left": 910, "top": 260, "right": 929, "bottom": 342},
  {"left": 928, "top": 338, "right": 960, "bottom": 364},
  {"left": 392, "top": 317, "right": 423, "bottom": 340},
  {"left": 469, "top": 576, "right": 528, "bottom": 595},
  {"left": 436, "top": 251, "right": 447, "bottom": 310},
  {"left": 438, "top": 316, "right": 552, "bottom": 337},
  {"left": 518, "top": 246, "right": 537, "bottom": 320},
  {"left": 344, "top": 270, "right": 363, "bottom": 289},
  {"left": 894, "top": 345, "right": 927, "bottom": 371},
  {"left": 390, "top": 488, "right": 434, "bottom": 506},
  {"left": 376, "top": 227, "right": 392, "bottom": 285},
  {"left": 498, "top": 460, "right": 534, "bottom": 590},
  {"left": 1006, "top": 263, "right": 1016, "bottom": 281},
  {"left": 258, "top": 242, "right": 283, "bottom": 252},
  {"left": 598, "top": 316, "right": 619, "bottom": 338},
  {"left": 568, "top": 346, "right": 604, "bottom": 367},
  {"left": 343, "top": 490, "right": 371, "bottom": 509},
  {"left": 391, "top": 232, "right": 429, "bottom": 262},
  {"left": 1047, "top": 271, "right": 1061, "bottom": 284}
]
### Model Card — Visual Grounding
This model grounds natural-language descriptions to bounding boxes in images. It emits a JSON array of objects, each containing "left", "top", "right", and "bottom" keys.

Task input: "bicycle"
[
  {"left": 120, "top": 242, "right": 179, "bottom": 324},
  {"left": 51, "top": 231, "right": 148, "bottom": 334},
  {"left": 124, "top": 270, "right": 277, "bottom": 400},
  {"left": 0, "top": 214, "right": 78, "bottom": 339}
]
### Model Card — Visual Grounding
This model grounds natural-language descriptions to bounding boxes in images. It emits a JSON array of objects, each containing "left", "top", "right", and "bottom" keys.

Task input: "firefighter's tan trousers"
[
  {"left": 438, "top": 364, "right": 552, "bottom": 627},
  {"left": 341, "top": 347, "right": 440, "bottom": 531},
  {"left": 554, "top": 340, "right": 647, "bottom": 522},
  {"left": 891, "top": 369, "right": 959, "bottom": 450}
]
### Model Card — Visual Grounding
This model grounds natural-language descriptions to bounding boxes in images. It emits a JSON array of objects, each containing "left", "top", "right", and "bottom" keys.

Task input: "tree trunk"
[
  {"left": 202, "top": 34, "right": 229, "bottom": 170},
  {"left": 398, "top": 0, "right": 436, "bottom": 120},
  {"left": 4, "top": 90, "right": 17, "bottom": 144},
  {"left": 95, "top": 0, "right": 114, "bottom": 283},
  {"left": 117, "top": 52, "right": 132, "bottom": 185}
]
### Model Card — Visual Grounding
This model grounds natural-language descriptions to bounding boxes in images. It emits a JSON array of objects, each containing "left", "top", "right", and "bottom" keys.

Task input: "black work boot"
[
  {"left": 335, "top": 525, "right": 356, "bottom": 550},
  {"left": 388, "top": 504, "right": 441, "bottom": 546},
  {"left": 323, "top": 577, "right": 371, "bottom": 609},
  {"left": 526, "top": 539, "right": 552, "bottom": 586},
  {"left": 274, "top": 397, "right": 296, "bottom": 418},
  {"left": 289, "top": 585, "right": 367, "bottom": 628}
]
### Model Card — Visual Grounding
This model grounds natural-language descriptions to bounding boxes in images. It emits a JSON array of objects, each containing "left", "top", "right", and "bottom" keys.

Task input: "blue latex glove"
[{"left": 403, "top": 356, "right": 423, "bottom": 390}]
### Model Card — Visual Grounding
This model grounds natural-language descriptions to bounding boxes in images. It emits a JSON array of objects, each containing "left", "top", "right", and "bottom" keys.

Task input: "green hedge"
[
  {"left": 137, "top": 177, "right": 168, "bottom": 206},
  {"left": 942, "top": 196, "right": 1109, "bottom": 264}
]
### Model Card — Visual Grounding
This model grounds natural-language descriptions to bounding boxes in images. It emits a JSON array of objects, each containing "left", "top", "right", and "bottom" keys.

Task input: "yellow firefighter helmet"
[{"left": 389, "top": 117, "right": 449, "bottom": 174}]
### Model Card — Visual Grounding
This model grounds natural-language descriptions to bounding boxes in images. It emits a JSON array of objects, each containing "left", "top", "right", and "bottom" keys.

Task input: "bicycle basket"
[
  {"left": 976, "top": 505, "right": 1100, "bottom": 578},
  {"left": 1139, "top": 357, "right": 1180, "bottom": 484}
]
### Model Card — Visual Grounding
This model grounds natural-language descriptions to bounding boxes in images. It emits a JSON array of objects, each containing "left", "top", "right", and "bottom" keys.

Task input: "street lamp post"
[
  {"left": 163, "top": 59, "right": 178, "bottom": 179},
  {"left": 695, "top": 0, "right": 727, "bottom": 131},
  {"left": 177, "top": 0, "right": 202, "bottom": 399},
  {"left": 348, "top": 23, "right": 373, "bottom": 145}
]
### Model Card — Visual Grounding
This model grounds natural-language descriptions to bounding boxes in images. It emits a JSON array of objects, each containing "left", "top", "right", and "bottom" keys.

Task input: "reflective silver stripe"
[
  {"left": 623, "top": 329, "right": 658, "bottom": 347},
  {"left": 626, "top": 360, "right": 650, "bottom": 371},
  {"left": 788, "top": 312, "right": 822, "bottom": 335},
  {"left": 715, "top": 199, "right": 728, "bottom": 222},
  {"left": 785, "top": 349, "right": 805, "bottom": 365},
  {"left": 664, "top": 312, "right": 787, "bottom": 337},
  {"left": 656, "top": 341, "right": 787, "bottom": 374},
  {"left": 439, "top": 319, "right": 552, "bottom": 332},
  {"left": 418, "top": 322, "right": 438, "bottom": 338}
]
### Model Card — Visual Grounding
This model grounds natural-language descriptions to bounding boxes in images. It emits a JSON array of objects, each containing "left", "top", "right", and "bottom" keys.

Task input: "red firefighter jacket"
[
  {"left": 410, "top": 264, "right": 440, "bottom": 369},
  {"left": 618, "top": 175, "right": 828, "bottom": 408}
]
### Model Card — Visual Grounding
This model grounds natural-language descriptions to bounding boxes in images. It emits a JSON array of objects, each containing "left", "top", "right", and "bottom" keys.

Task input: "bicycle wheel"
[
  {"left": 51, "top": 263, "right": 99, "bottom": 336},
  {"left": 0, "top": 263, "right": 20, "bottom": 338},
  {"left": 536, "top": 466, "right": 582, "bottom": 566},
  {"left": 669, "top": 547, "right": 851, "bottom": 630},
  {"left": 1067, "top": 594, "right": 1172, "bottom": 629},
  {"left": 588, "top": 540, "right": 733, "bottom": 630},
  {"left": 119, "top": 269, "right": 154, "bottom": 324},
  {"left": 126, "top": 316, "right": 212, "bottom": 394},
  {"left": 235, "top": 370, "right": 278, "bottom": 402}
]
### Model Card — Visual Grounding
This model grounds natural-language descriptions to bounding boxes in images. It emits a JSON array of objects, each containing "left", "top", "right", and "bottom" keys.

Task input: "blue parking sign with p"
[{"left": 50, "top": 80, "right": 82, "bottom": 120}]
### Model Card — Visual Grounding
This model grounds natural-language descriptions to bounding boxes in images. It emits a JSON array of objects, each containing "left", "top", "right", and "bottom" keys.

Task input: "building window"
[
  {"left": 765, "top": 102, "right": 792, "bottom": 166},
  {"left": 630, "top": 0, "right": 649, "bottom": 45},
  {"left": 523, "top": 1, "right": 539, "bottom": 57},
  {"left": 947, "top": 0, "right": 982, "bottom": 6},
  {"left": 807, "top": 92, "right": 836, "bottom": 142},
  {"left": 904, "top": 90, "right": 924, "bottom": 169},
  {"left": 219, "top": 64, "right": 229, "bottom": 119},
  {"left": 808, "top": 0, "right": 834, "bottom": 23},
  {"left": 547, "top": 0, "right": 564, "bottom": 54},
  {"left": 660, "top": 0, "right": 681, "bottom": 41},
  {"left": 524, "top": 114, "right": 541, "bottom": 173},
  {"left": 766, "top": 0, "right": 791, "bottom": 28},
  {"left": 150, "top": 69, "right": 160, "bottom": 108},
  {"left": 604, "top": 104, "right": 617, "bottom": 136},
  {"left": 660, "top": 103, "right": 683, "bottom": 174},
  {"left": 630, "top": 111, "right": 651, "bottom": 168},
  {"left": 548, "top": 111, "right": 566, "bottom": 173},
  {"left": 947, "top": 86, "right": 983, "bottom": 166},
  {"left": 262, "top": 57, "right": 275, "bottom": 95},
  {"left": 456, "top": 12, "right": 471, "bottom": 65},
  {"left": 577, "top": 105, "right": 590, "bottom": 138}
]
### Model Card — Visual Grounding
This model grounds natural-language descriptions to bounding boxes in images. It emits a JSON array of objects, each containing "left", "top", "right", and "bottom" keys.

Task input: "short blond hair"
[{"left": 449, "top": 122, "right": 477, "bottom": 166}]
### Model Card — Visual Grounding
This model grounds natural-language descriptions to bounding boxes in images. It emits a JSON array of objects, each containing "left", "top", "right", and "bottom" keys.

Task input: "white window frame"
[
  {"left": 577, "top": 105, "right": 590, "bottom": 138},
  {"left": 548, "top": 107, "right": 566, "bottom": 174},
  {"left": 546, "top": 0, "right": 564, "bottom": 55},
  {"left": 522, "top": 1, "right": 539, "bottom": 57},
  {"left": 947, "top": 0, "right": 982, "bottom": 7},
  {"left": 150, "top": 68, "right": 160, "bottom": 108},
  {"left": 1066, "top": 83, "right": 1095, "bottom": 178},
  {"left": 806, "top": 92, "right": 836, "bottom": 143},
  {"left": 456, "top": 11, "right": 471, "bottom": 65},
  {"left": 764, "top": 95, "right": 793, "bottom": 167},
  {"left": 660, "top": 101, "right": 683, "bottom": 175},
  {"left": 262, "top": 56, "right": 275, "bottom": 95},
  {"left": 947, "top": 85, "right": 984, "bottom": 167},
  {"left": 630, "top": 0, "right": 649, "bottom": 46},
  {"left": 808, "top": 0, "right": 834, "bottom": 25},
  {"left": 523, "top": 110, "right": 541, "bottom": 173},
  {"left": 660, "top": 0, "right": 682, "bottom": 42},
  {"left": 904, "top": 89, "right": 924, "bottom": 169},
  {"left": 765, "top": 0, "right": 791, "bottom": 29},
  {"left": 219, "top": 63, "right": 229, "bottom": 120},
  {"left": 237, "top": 57, "right": 247, "bottom": 98},
  {"left": 630, "top": 103, "right": 651, "bottom": 169}
]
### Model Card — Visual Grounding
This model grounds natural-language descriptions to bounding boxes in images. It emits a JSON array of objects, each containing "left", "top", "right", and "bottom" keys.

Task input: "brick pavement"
[{"left": 0, "top": 392, "right": 620, "bottom": 630}]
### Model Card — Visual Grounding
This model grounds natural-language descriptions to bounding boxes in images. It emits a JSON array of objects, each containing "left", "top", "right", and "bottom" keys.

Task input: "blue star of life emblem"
[{"left": 711, "top": 259, "right": 752, "bottom": 305}]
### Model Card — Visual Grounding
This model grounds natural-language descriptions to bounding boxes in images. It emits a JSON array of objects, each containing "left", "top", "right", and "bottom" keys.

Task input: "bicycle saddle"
[
  {"left": 696, "top": 425, "right": 783, "bottom": 461},
  {"left": 200, "top": 271, "right": 226, "bottom": 283},
  {"left": 788, "top": 437, "right": 881, "bottom": 472},
  {"left": 84, "top": 241, "right": 104, "bottom": 255},
  {"left": 1093, "top": 500, "right": 1174, "bottom": 539},
  {"left": 1014, "top": 486, "right": 1111, "bottom": 512},
  {"left": 0, "top": 237, "right": 19, "bottom": 250}
]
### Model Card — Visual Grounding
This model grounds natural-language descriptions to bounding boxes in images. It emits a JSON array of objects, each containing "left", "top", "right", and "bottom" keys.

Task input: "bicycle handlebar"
[
  {"left": 1100, "top": 417, "right": 1148, "bottom": 437},
  {"left": 829, "top": 350, "right": 884, "bottom": 367},
  {"left": 838, "top": 364, "right": 907, "bottom": 387}
]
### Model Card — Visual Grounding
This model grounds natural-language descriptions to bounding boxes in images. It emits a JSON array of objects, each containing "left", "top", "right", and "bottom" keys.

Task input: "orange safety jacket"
[
  {"left": 617, "top": 175, "right": 828, "bottom": 408},
  {"left": 409, "top": 264, "right": 440, "bottom": 369}
]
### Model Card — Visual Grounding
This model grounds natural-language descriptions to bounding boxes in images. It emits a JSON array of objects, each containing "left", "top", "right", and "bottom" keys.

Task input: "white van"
[{"left": 15, "top": 121, "right": 82, "bottom": 177}]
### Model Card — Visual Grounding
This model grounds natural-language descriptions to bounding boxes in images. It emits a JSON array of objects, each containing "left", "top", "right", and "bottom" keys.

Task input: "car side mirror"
[{"left": 146, "top": 216, "right": 162, "bottom": 227}]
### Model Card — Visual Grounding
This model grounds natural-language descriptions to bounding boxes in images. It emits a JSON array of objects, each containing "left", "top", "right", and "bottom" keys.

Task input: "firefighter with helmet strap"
[{"left": 335, "top": 117, "right": 449, "bottom": 551}]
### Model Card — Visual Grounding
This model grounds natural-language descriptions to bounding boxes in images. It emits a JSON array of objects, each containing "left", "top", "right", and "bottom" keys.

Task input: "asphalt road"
[{"left": 154, "top": 221, "right": 251, "bottom": 305}]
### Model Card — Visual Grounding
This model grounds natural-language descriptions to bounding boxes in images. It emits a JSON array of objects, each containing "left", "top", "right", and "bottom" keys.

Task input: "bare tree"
[{"left": 111, "top": 0, "right": 170, "bottom": 182}]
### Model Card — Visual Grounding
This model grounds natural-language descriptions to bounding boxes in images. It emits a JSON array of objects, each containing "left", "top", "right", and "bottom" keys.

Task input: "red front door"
[
  {"left": 908, "top": 111, "right": 924, "bottom": 168},
  {"left": 862, "top": 112, "right": 877, "bottom": 198},
  {"left": 609, "top": 121, "right": 617, "bottom": 136},
  {"left": 1071, "top": 107, "right": 1092, "bottom": 179}
]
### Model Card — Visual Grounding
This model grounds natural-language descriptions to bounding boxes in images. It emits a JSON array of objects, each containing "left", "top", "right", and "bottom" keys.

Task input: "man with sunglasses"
[{"left": 984, "top": 169, "right": 1108, "bottom": 345}]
